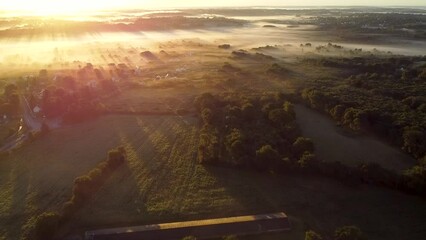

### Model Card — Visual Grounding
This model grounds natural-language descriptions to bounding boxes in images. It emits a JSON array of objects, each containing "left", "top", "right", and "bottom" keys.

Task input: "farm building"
[{"left": 85, "top": 212, "right": 291, "bottom": 240}]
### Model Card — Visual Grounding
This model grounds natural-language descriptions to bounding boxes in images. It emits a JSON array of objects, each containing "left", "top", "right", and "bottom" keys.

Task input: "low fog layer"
[{"left": 1, "top": 8, "right": 425, "bottom": 68}]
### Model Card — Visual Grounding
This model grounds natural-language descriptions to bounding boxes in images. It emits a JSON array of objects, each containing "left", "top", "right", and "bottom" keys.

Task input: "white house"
[
  {"left": 87, "top": 80, "right": 98, "bottom": 89},
  {"left": 33, "top": 106, "right": 41, "bottom": 114}
]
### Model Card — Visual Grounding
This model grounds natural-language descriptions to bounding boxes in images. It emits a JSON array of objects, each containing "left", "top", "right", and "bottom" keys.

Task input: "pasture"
[
  {"left": 294, "top": 104, "right": 416, "bottom": 172},
  {"left": 0, "top": 112, "right": 425, "bottom": 240},
  {"left": 0, "top": 34, "right": 425, "bottom": 240}
]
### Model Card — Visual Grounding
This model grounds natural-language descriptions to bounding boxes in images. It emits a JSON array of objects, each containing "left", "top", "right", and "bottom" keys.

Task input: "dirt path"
[{"left": 294, "top": 104, "right": 415, "bottom": 172}]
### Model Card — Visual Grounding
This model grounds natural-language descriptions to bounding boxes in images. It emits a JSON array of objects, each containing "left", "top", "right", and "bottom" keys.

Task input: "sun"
[{"left": 0, "top": 0, "right": 127, "bottom": 16}]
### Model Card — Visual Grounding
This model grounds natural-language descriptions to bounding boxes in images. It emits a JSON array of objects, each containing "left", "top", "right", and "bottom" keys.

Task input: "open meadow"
[{"left": 0, "top": 113, "right": 425, "bottom": 240}]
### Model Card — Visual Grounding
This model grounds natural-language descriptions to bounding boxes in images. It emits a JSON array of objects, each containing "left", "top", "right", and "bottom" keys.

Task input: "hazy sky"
[
  {"left": 1, "top": 0, "right": 425, "bottom": 13},
  {"left": 136, "top": 0, "right": 426, "bottom": 7}
]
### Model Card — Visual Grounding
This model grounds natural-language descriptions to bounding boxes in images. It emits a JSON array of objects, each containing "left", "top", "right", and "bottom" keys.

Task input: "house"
[
  {"left": 33, "top": 106, "right": 41, "bottom": 114},
  {"left": 87, "top": 80, "right": 98, "bottom": 89}
]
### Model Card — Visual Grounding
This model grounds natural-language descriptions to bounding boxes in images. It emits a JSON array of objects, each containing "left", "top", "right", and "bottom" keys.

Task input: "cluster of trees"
[
  {"left": 196, "top": 92, "right": 314, "bottom": 172},
  {"left": 313, "top": 12, "right": 426, "bottom": 39},
  {"left": 305, "top": 225, "right": 364, "bottom": 240},
  {"left": 298, "top": 155, "right": 426, "bottom": 196},
  {"left": 300, "top": 56, "right": 426, "bottom": 161},
  {"left": 195, "top": 92, "right": 426, "bottom": 196},
  {"left": 33, "top": 83, "right": 102, "bottom": 123},
  {"left": 182, "top": 236, "right": 238, "bottom": 240},
  {"left": 30, "top": 68, "right": 119, "bottom": 123},
  {"left": 218, "top": 44, "right": 231, "bottom": 49},
  {"left": 300, "top": 43, "right": 312, "bottom": 47},
  {"left": 34, "top": 147, "right": 126, "bottom": 240},
  {"left": 299, "top": 55, "right": 426, "bottom": 196},
  {"left": 34, "top": 212, "right": 62, "bottom": 240},
  {"left": 267, "top": 63, "right": 289, "bottom": 76},
  {"left": 301, "top": 88, "right": 426, "bottom": 195},
  {"left": 313, "top": 43, "right": 344, "bottom": 53},
  {"left": 0, "top": 83, "right": 20, "bottom": 117},
  {"left": 63, "top": 147, "right": 126, "bottom": 217},
  {"left": 220, "top": 62, "right": 242, "bottom": 73},
  {"left": 230, "top": 50, "right": 275, "bottom": 61},
  {"left": 304, "top": 56, "right": 426, "bottom": 82}
]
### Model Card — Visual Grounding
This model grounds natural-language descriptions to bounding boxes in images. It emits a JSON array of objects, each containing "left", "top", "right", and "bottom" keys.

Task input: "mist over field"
[{"left": 1, "top": 7, "right": 425, "bottom": 68}]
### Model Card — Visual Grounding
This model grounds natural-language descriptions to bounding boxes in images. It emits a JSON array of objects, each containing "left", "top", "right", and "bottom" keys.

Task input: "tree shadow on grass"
[
  {"left": 4, "top": 159, "right": 31, "bottom": 240},
  {"left": 202, "top": 165, "right": 287, "bottom": 216},
  {"left": 60, "top": 161, "right": 148, "bottom": 237},
  {"left": 203, "top": 163, "right": 426, "bottom": 240}
]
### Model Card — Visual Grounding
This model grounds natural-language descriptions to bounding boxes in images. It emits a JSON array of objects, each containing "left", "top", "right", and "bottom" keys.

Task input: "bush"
[
  {"left": 330, "top": 105, "right": 346, "bottom": 121},
  {"left": 34, "top": 212, "right": 61, "bottom": 240},
  {"left": 255, "top": 145, "right": 280, "bottom": 170},
  {"left": 182, "top": 236, "right": 197, "bottom": 240},
  {"left": 223, "top": 235, "right": 239, "bottom": 240},
  {"left": 402, "top": 165, "right": 426, "bottom": 195},
  {"left": 107, "top": 147, "right": 126, "bottom": 169},
  {"left": 305, "top": 230, "right": 323, "bottom": 240},
  {"left": 72, "top": 175, "right": 94, "bottom": 204},
  {"left": 64, "top": 147, "right": 127, "bottom": 217},
  {"left": 218, "top": 44, "right": 231, "bottom": 49},
  {"left": 62, "top": 201, "right": 77, "bottom": 219},
  {"left": 267, "top": 63, "right": 288, "bottom": 75},
  {"left": 292, "top": 137, "right": 314, "bottom": 158},
  {"left": 334, "top": 226, "right": 364, "bottom": 240},
  {"left": 298, "top": 152, "right": 318, "bottom": 169},
  {"left": 403, "top": 127, "right": 426, "bottom": 159}
]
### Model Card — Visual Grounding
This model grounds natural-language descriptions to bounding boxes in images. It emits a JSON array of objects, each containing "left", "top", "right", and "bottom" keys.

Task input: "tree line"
[
  {"left": 196, "top": 92, "right": 426, "bottom": 197},
  {"left": 33, "top": 147, "right": 127, "bottom": 240},
  {"left": 0, "top": 83, "right": 20, "bottom": 117}
]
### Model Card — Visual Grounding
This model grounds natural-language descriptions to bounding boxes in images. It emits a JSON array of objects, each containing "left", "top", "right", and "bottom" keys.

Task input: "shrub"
[
  {"left": 334, "top": 226, "right": 364, "bottom": 240},
  {"left": 64, "top": 147, "right": 127, "bottom": 217},
  {"left": 403, "top": 127, "right": 426, "bottom": 159},
  {"left": 62, "top": 201, "right": 77, "bottom": 219},
  {"left": 223, "top": 235, "right": 239, "bottom": 240},
  {"left": 182, "top": 236, "right": 197, "bottom": 240},
  {"left": 34, "top": 212, "right": 61, "bottom": 240},
  {"left": 402, "top": 165, "right": 426, "bottom": 195},
  {"left": 255, "top": 145, "right": 280, "bottom": 171},
  {"left": 218, "top": 44, "right": 231, "bottom": 49},
  {"left": 267, "top": 63, "right": 288, "bottom": 75},
  {"left": 107, "top": 147, "right": 126, "bottom": 169},
  {"left": 298, "top": 152, "right": 318, "bottom": 169},
  {"left": 72, "top": 175, "right": 94, "bottom": 204},
  {"left": 292, "top": 137, "right": 314, "bottom": 158},
  {"left": 330, "top": 105, "right": 346, "bottom": 121},
  {"left": 305, "top": 230, "right": 323, "bottom": 240}
]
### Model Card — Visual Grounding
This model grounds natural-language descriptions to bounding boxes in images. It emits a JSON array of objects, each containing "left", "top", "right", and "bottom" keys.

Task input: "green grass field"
[
  {"left": 0, "top": 43, "right": 424, "bottom": 240},
  {"left": 0, "top": 120, "right": 19, "bottom": 145},
  {"left": 1, "top": 113, "right": 425, "bottom": 240},
  {"left": 294, "top": 105, "right": 416, "bottom": 172}
]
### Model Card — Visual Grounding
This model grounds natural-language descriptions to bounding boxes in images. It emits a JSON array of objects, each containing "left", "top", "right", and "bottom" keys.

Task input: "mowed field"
[
  {"left": 0, "top": 114, "right": 198, "bottom": 239},
  {"left": 294, "top": 105, "right": 416, "bottom": 172},
  {"left": 0, "top": 110, "right": 425, "bottom": 240}
]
